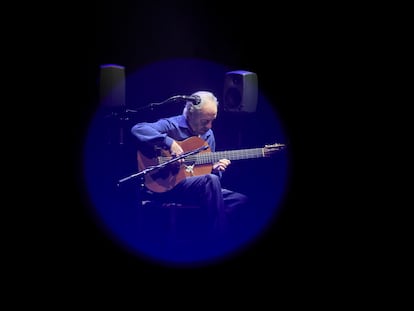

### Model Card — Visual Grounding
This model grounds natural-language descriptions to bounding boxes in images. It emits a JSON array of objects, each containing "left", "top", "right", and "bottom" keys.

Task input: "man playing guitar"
[{"left": 131, "top": 90, "right": 248, "bottom": 246}]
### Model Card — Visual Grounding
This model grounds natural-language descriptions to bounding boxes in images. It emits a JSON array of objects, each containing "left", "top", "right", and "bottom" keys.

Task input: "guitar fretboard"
[{"left": 185, "top": 148, "right": 265, "bottom": 164}]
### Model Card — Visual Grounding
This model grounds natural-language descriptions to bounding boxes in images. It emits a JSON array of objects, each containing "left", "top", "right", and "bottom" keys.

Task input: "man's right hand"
[{"left": 170, "top": 140, "right": 184, "bottom": 157}]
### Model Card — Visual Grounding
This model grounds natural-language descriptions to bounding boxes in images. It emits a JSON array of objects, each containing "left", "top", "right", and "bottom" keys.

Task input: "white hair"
[{"left": 183, "top": 91, "right": 219, "bottom": 117}]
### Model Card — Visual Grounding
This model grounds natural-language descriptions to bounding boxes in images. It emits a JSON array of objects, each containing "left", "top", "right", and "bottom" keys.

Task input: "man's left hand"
[{"left": 213, "top": 159, "right": 231, "bottom": 172}]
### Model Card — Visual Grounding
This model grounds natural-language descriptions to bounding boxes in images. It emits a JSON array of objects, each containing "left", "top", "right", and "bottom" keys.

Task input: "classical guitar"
[{"left": 137, "top": 136, "right": 285, "bottom": 193}]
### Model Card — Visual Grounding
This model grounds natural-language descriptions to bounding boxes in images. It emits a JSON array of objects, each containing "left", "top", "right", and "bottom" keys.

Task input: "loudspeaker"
[
  {"left": 99, "top": 64, "right": 126, "bottom": 108},
  {"left": 223, "top": 70, "right": 258, "bottom": 113}
]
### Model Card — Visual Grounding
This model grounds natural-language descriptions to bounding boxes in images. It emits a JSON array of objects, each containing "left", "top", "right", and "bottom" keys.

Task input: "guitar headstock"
[{"left": 263, "top": 142, "right": 286, "bottom": 157}]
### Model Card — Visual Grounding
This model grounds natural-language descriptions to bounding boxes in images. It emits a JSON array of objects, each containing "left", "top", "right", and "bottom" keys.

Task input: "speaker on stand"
[
  {"left": 100, "top": 64, "right": 127, "bottom": 145},
  {"left": 223, "top": 70, "right": 258, "bottom": 113},
  {"left": 222, "top": 70, "right": 258, "bottom": 148},
  {"left": 99, "top": 64, "right": 140, "bottom": 207}
]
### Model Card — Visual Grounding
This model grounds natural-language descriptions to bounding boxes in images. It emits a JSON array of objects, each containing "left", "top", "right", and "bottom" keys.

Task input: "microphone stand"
[
  {"left": 103, "top": 108, "right": 138, "bottom": 145},
  {"left": 117, "top": 144, "right": 209, "bottom": 187},
  {"left": 102, "top": 95, "right": 187, "bottom": 145},
  {"left": 136, "top": 95, "right": 185, "bottom": 111}
]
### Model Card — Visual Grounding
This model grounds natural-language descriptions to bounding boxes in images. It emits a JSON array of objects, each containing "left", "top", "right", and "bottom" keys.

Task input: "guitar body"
[{"left": 137, "top": 136, "right": 212, "bottom": 193}]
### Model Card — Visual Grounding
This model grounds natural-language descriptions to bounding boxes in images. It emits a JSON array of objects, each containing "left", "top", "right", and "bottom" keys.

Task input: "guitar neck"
[{"left": 187, "top": 148, "right": 266, "bottom": 165}]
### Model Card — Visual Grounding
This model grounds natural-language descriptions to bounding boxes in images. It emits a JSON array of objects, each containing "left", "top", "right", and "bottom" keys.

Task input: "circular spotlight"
[{"left": 82, "top": 57, "right": 291, "bottom": 269}]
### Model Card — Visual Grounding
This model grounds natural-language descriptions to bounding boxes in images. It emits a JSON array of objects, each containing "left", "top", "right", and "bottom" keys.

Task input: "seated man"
[{"left": 130, "top": 90, "right": 249, "bottom": 245}]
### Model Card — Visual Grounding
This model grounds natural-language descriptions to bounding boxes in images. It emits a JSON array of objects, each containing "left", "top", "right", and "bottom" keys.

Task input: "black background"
[{"left": 10, "top": 0, "right": 369, "bottom": 292}]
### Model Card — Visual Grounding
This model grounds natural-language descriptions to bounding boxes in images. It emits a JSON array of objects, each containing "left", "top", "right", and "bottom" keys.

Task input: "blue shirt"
[{"left": 131, "top": 114, "right": 216, "bottom": 152}]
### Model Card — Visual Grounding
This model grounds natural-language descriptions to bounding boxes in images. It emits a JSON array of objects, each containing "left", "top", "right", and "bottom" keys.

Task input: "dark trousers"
[{"left": 148, "top": 174, "right": 248, "bottom": 242}]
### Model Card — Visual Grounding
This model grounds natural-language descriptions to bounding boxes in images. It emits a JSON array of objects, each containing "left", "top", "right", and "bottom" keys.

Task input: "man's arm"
[{"left": 131, "top": 118, "right": 175, "bottom": 150}]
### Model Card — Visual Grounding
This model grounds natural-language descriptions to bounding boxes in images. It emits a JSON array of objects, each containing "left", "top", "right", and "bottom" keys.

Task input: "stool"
[{"left": 137, "top": 191, "right": 202, "bottom": 247}]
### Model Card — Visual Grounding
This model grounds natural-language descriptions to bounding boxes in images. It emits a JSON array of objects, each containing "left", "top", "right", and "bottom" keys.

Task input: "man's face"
[{"left": 188, "top": 101, "right": 217, "bottom": 136}]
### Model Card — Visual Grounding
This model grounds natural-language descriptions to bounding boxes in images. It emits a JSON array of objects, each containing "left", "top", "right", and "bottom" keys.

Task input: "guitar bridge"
[{"left": 184, "top": 164, "right": 195, "bottom": 175}]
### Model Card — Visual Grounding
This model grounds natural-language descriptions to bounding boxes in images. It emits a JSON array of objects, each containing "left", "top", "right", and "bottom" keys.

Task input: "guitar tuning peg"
[
  {"left": 266, "top": 142, "right": 284, "bottom": 147},
  {"left": 264, "top": 143, "right": 286, "bottom": 150}
]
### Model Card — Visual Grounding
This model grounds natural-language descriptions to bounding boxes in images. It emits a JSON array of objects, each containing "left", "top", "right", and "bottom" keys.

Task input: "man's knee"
[
  {"left": 203, "top": 174, "right": 222, "bottom": 193},
  {"left": 205, "top": 173, "right": 220, "bottom": 184}
]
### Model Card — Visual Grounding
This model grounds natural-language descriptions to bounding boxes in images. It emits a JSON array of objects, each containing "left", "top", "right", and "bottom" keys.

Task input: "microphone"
[{"left": 171, "top": 95, "right": 202, "bottom": 105}]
